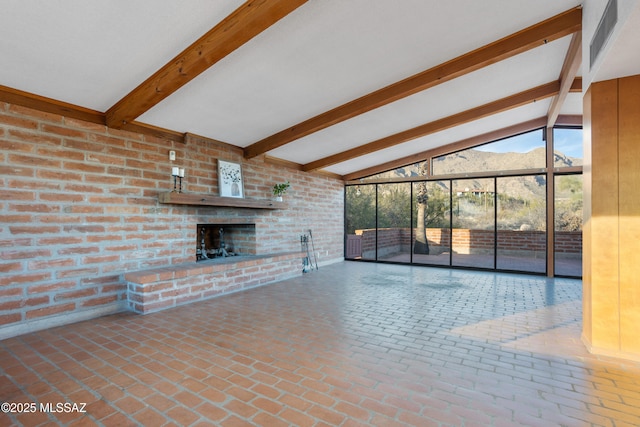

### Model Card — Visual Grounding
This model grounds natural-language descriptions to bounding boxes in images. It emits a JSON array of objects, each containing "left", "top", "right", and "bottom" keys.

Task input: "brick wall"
[
  {"left": 125, "top": 252, "right": 302, "bottom": 314},
  {"left": 0, "top": 102, "right": 344, "bottom": 338},
  {"left": 351, "top": 228, "right": 582, "bottom": 258},
  {"left": 554, "top": 231, "right": 583, "bottom": 258}
]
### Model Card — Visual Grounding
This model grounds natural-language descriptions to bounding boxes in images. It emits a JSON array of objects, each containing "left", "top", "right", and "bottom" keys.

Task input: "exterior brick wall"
[
  {"left": 554, "top": 231, "right": 583, "bottom": 258},
  {"left": 351, "top": 228, "right": 582, "bottom": 258},
  {"left": 0, "top": 102, "right": 344, "bottom": 338}
]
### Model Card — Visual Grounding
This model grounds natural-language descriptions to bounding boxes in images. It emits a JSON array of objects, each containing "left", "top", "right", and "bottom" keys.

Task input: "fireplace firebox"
[{"left": 196, "top": 223, "right": 256, "bottom": 262}]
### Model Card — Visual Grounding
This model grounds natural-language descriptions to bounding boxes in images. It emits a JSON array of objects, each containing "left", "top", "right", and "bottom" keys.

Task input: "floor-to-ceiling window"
[
  {"left": 345, "top": 185, "right": 376, "bottom": 261},
  {"left": 345, "top": 126, "right": 583, "bottom": 277},
  {"left": 553, "top": 127, "right": 583, "bottom": 277},
  {"left": 376, "top": 183, "right": 411, "bottom": 262},
  {"left": 496, "top": 175, "right": 546, "bottom": 273},
  {"left": 452, "top": 178, "right": 496, "bottom": 269},
  {"left": 412, "top": 180, "right": 450, "bottom": 266}
]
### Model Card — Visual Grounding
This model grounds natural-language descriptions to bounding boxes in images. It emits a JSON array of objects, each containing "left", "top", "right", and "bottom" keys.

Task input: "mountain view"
[
  {"left": 368, "top": 148, "right": 581, "bottom": 200},
  {"left": 349, "top": 147, "right": 583, "bottom": 233}
]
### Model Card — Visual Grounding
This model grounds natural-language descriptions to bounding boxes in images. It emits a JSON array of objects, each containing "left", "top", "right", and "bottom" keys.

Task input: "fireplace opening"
[{"left": 196, "top": 223, "right": 256, "bottom": 262}]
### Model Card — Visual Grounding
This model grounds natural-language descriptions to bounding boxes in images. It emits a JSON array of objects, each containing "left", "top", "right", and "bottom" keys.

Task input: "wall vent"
[{"left": 590, "top": 0, "right": 618, "bottom": 69}]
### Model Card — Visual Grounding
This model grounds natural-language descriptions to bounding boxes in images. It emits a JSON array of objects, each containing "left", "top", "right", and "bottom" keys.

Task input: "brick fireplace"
[{"left": 0, "top": 102, "right": 345, "bottom": 335}]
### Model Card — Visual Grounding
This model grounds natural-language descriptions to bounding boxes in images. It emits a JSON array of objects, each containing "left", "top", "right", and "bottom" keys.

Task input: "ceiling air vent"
[{"left": 590, "top": 0, "right": 618, "bottom": 69}]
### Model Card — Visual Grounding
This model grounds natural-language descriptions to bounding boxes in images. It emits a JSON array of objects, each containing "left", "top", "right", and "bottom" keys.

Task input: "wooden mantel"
[{"left": 158, "top": 192, "right": 286, "bottom": 209}]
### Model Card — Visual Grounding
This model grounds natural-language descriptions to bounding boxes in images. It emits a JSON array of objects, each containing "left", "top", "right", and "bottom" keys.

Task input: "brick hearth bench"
[{"left": 125, "top": 252, "right": 302, "bottom": 314}]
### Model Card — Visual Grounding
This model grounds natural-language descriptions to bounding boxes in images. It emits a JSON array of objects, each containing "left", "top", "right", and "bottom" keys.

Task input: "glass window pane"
[
  {"left": 359, "top": 160, "right": 428, "bottom": 182},
  {"left": 496, "top": 175, "right": 546, "bottom": 273},
  {"left": 555, "top": 175, "right": 583, "bottom": 277},
  {"left": 344, "top": 127, "right": 583, "bottom": 277},
  {"left": 345, "top": 185, "right": 376, "bottom": 260},
  {"left": 452, "top": 178, "right": 495, "bottom": 268},
  {"left": 412, "top": 181, "right": 451, "bottom": 266},
  {"left": 554, "top": 128, "right": 583, "bottom": 167},
  {"left": 433, "top": 129, "right": 545, "bottom": 175},
  {"left": 376, "top": 183, "right": 411, "bottom": 262}
]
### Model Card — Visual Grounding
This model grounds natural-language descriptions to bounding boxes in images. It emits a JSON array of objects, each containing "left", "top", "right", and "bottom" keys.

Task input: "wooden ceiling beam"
[
  {"left": 119, "top": 121, "right": 184, "bottom": 143},
  {"left": 243, "top": 6, "right": 582, "bottom": 159},
  {"left": 547, "top": 31, "right": 582, "bottom": 128},
  {"left": 0, "top": 84, "right": 105, "bottom": 125},
  {"left": 0, "top": 85, "right": 185, "bottom": 143},
  {"left": 105, "top": 0, "right": 307, "bottom": 128},
  {"left": 555, "top": 114, "right": 582, "bottom": 126},
  {"left": 302, "top": 81, "right": 561, "bottom": 172},
  {"left": 570, "top": 77, "right": 582, "bottom": 92}
]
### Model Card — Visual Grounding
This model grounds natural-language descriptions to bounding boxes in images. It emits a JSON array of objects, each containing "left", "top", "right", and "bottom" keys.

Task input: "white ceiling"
[
  {"left": 588, "top": 0, "right": 640, "bottom": 83},
  {"left": 1, "top": 1, "right": 638, "bottom": 178}
]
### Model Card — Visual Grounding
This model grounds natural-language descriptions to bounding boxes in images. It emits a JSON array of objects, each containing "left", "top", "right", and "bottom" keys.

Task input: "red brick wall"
[
  {"left": 125, "top": 252, "right": 302, "bottom": 314},
  {"left": 0, "top": 102, "right": 344, "bottom": 337},
  {"left": 352, "top": 228, "right": 582, "bottom": 257},
  {"left": 554, "top": 231, "right": 583, "bottom": 256}
]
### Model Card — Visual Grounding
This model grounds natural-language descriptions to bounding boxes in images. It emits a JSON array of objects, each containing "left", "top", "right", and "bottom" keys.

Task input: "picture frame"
[{"left": 218, "top": 160, "right": 244, "bottom": 198}]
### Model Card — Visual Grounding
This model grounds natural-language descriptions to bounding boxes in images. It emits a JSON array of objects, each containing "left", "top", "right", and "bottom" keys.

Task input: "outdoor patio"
[{"left": 1, "top": 261, "right": 638, "bottom": 426}]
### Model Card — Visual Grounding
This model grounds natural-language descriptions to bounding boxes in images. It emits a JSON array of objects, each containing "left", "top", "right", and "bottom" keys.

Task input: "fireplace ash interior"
[{"left": 196, "top": 223, "right": 256, "bottom": 262}]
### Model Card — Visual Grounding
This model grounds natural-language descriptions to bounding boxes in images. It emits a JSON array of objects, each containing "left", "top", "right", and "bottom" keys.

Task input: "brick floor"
[{"left": 1, "top": 261, "right": 640, "bottom": 426}]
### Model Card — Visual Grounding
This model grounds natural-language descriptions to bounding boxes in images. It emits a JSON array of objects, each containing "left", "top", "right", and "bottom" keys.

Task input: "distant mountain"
[
  {"left": 373, "top": 148, "right": 580, "bottom": 199},
  {"left": 432, "top": 147, "right": 580, "bottom": 174}
]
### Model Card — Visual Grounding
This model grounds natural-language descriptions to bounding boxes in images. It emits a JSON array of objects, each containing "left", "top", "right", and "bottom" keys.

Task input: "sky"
[{"left": 475, "top": 128, "right": 583, "bottom": 158}]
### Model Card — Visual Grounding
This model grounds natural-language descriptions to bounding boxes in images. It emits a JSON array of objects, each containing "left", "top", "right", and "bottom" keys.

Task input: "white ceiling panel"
[
  {"left": 325, "top": 101, "right": 552, "bottom": 176},
  {"left": 559, "top": 92, "right": 584, "bottom": 116},
  {"left": 267, "top": 37, "right": 571, "bottom": 164},
  {"left": 0, "top": 0, "right": 611, "bottom": 180},
  {"left": 590, "top": 2, "right": 640, "bottom": 82},
  {"left": 0, "top": 0, "right": 244, "bottom": 110},
  {"left": 138, "top": 0, "right": 581, "bottom": 146}
]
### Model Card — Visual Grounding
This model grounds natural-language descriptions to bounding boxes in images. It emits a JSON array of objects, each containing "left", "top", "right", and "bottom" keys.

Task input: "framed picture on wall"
[{"left": 218, "top": 160, "right": 244, "bottom": 198}]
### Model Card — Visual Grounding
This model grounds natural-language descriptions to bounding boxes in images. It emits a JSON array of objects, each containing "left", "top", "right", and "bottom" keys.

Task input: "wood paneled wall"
[
  {"left": 618, "top": 76, "right": 640, "bottom": 355},
  {"left": 583, "top": 74, "right": 640, "bottom": 360}
]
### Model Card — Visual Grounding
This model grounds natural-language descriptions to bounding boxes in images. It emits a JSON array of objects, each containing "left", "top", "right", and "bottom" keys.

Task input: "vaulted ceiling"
[{"left": 1, "top": 1, "right": 637, "bottom": 181}]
